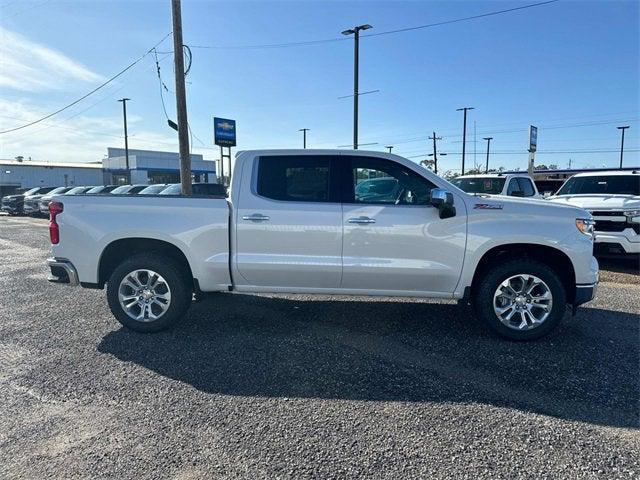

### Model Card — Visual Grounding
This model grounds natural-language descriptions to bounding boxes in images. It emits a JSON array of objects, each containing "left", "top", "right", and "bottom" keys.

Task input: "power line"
[
  {"left": 405, "top": 148, "right": 640, "bottom": 158},
  {"left": 153, "top": 48, "right": 172, "bottom": 121},
  {"left": 0, "top": 32, "right": 173, "bottom": 134},
  {"left": 364, "top": 0, "right": 560, "bottom": 38},
  {"left": 189, "top": 0, "right": 559, "bottom": 50},
  {"left": 350, "top": 117, "right": 640, "bottom": 150},
  {"left": 153, "top": 47, "right": 206, "bottom": 149},
  {"left": 3, "top": 54, "right": 173, "bottom": 142}
]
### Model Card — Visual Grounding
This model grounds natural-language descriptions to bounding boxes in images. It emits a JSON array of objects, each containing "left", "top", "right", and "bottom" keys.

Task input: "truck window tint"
[
  {"left": 350, "top": 157, "right": 435, "bottom": 205},
  {"left": 517, "top": 178, "right": 536, "bottom": 197},
  {"left": 507, "top": 179, "right": 522, "bottom": 196},
  {"left": 257, "top": 156, "right": 332, "bottom": 202}
]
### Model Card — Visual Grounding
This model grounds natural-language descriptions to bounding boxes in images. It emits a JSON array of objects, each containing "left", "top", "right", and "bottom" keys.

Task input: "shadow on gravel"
[
  {"left": 98, "top": 294, "right": 639, "bottom": 429},
  {"left": 596, "top": 254, "right": 640, "bottom": 275}
]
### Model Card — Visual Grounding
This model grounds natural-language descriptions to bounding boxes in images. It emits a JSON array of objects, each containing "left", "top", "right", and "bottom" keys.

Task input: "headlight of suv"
[
  {"left": 623, "top": 209, "right": 640, "bottom": 223},
  {"left": 575, "top": 218, "right": 595, "bottom": 236}
]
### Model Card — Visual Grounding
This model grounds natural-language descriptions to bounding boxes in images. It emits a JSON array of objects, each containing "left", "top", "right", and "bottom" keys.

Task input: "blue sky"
[{"left": 1, "top": 0, "right": 638, "bottom": 172}]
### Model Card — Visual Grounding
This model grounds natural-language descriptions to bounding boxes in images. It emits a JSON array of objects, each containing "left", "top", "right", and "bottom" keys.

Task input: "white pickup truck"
[
  {"left": 547, "top": 170, "right": 640, "bottom": 255},
  {"left": 46, "top": 150, "right": 599, "bottom": 340},
  {"left": 452, "top": 173, "right": 542, "bottom": 198}
]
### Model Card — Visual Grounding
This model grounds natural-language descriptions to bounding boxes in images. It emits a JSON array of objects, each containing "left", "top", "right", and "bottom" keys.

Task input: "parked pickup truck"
[
  {"left": 46, "top": 150, "right": 599, "bottom": 340},
  {"left": 547, "top": 170, "right": 640, "bottom": 255},
  {"left": 452, "top": 173, "right": 542, "bottom": 199}
]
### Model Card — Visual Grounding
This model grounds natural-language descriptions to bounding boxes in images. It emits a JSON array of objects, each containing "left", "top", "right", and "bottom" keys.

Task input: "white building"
[
  {"left": 0, "top": 159, "right": 103, "bottom": 196},
  {"left": 104, "top": 148, "right": 216, "bottom": 185}
]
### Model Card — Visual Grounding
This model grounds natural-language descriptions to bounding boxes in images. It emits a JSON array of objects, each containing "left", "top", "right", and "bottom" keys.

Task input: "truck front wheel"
[
  {"left": 472, "top": 259, "right": 567, "bottom": 341},
  {"left": 106, "top": 253, "right": 192, "bottom": 333}
]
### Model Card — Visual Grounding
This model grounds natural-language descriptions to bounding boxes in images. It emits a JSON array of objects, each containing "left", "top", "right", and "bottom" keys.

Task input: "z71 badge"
[{"left": 474, "top": 203, "right": 503, "bottom": 210}]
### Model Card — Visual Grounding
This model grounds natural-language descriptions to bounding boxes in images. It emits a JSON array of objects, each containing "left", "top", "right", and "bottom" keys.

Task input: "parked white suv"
[
  {"left": 452, "top": 173, "right": 542, "bottom": 198},
  {"left": 548, "top": 170, "right": 640, "bottom": 255}
]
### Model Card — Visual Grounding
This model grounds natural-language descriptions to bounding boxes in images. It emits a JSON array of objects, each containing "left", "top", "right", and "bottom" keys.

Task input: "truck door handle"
[
  {"left": 348, "top": 216, "right": 376, "bottom": 224},
  {"left": 242, "top": 214, "right": 270, "bottom": 222}
]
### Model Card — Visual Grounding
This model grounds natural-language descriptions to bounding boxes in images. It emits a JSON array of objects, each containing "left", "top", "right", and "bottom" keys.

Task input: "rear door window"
[{"left": 257, "top": 155, "right": 336, "bottom": 202}]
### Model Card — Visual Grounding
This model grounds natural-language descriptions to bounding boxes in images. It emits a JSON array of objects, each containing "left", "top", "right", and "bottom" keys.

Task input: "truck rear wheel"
[
  {"left": 106, "top": 253, "right": 192, "bottom": 333},
  {"left": 472, "top": 259, "right": 567, "bottom": 341}
]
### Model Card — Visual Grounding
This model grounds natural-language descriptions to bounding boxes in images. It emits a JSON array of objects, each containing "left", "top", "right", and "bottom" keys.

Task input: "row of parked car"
[{"left": 0, "top": 182, "right": 226, "bottom": 217}]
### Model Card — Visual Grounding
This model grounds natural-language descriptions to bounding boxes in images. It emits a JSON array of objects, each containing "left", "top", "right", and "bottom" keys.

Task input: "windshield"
[
  {"left": 138, "top": 184, "right": 167, "bottom": 194},
  {"left": 556, "top": 175, "right": 640, "bottom": 196},
  {"left": 66, "top": 186, "right": 89, "bottom": 194},
  {"left": 452, "top": 177, "right": 506, "bottom": 194},
  {"left": 86, "top": 186, "right": 113, "bottom": 194},
  {"left": 48, "top": 187, "right": 68, "bottom": 195},
  {"left": 159, "top": 184, "right": 181, "bottom": 195},
  {"left": 23, "top": 187, "right": 40, "bottom": 196},
  {"left": 110, "top": 185, "right": 131, "bottom": 194}
]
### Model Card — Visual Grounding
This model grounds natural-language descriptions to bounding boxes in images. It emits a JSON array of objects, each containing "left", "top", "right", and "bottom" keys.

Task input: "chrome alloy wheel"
[
  {"left": 118, "top": 269, "right": 172, "bottom": 322},
  {"left": 493, "top": 274, "right": 553, "bottom": 331}
]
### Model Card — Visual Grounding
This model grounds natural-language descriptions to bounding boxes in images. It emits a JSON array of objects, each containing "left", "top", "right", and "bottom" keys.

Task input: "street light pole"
[
  {"left": 617, "top": 126, "right": 629, "bottom": 169},
  {"left": 117, "top": 98, "right": 130, "bottom": 181},
  {"left": 483, "top": 137, "right": 493, "bottom": 173},
  {"left": 385, "top": 145, "right": 393, "bottom": 153},
  {"left": 342, "top": 24, "right": 372, "bottom": 150},
  {"left": 456, "top": 107, "right": 474, "bottom": 175},
  {"left": 299, "top": 128, "right": 310, "bottom": 149}
]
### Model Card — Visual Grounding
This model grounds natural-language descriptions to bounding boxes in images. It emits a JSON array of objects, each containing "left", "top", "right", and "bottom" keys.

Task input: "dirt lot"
[{"left": 0, "top": 215, "right": 638, "bottom": 479}]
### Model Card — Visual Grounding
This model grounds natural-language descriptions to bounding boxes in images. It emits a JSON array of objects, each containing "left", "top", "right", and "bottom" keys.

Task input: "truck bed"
[{"left": 51, "top": 194, "right": 232, "bottom": 291}]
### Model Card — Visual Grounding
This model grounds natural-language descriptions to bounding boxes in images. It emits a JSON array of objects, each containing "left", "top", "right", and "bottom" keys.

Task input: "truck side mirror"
[{"left": 430, "top": 188, "right": 456, "bottom": 219}]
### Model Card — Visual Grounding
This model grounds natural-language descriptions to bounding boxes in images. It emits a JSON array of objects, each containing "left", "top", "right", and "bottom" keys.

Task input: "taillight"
[{"left": 49, "top": 201, "right": 63, "bottom": 244}]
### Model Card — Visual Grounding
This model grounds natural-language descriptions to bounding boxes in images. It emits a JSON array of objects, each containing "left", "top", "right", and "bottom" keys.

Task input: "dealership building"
[
  {"left": 0, "top": 148, "right": 217, "bottom": 196},
  {"left": 103, "top": 148, "right": 216, "bottom": 185}
]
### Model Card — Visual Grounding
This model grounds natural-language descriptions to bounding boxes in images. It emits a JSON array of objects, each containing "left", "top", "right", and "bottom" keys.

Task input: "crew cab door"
[
  {"left": 234, "top": 154, "right": 343, "bottom": 289},
  {"left": 340, "top": 156, "right": 466, "bottom": 294}
]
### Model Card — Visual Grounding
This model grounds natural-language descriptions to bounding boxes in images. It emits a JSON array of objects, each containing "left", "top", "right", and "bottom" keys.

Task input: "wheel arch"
[
  {"left": 97, "top": 237, "right": 195, "bottom": 289},
  {"left": 470, "top": 243, "right": 577, "bottom": 303}
]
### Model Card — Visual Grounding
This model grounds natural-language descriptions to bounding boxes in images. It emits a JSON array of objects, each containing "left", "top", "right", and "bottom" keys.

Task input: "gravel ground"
[{"left": 0, "top": 215, "right": 638, "bottom": 479}]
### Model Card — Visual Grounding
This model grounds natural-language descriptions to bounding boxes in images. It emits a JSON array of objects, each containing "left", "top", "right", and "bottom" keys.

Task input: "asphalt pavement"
[{"left": 0, "top": 215, "right": 638, "bottom": 479}]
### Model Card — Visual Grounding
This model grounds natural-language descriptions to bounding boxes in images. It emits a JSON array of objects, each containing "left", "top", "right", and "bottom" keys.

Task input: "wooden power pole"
[
  {"left": 171, "top": 0, "right": 191, "bottom": 195},
  {"left": 428, "top": 131, "right": 442, "bottom": 174}
]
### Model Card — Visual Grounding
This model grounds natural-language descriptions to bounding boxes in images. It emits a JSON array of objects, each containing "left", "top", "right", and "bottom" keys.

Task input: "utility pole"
[
  {"left": 117, "top": 98, "right": 130, "bottom": 181},
  {"left": 299, "top": 128, "right": 310, "bottom": 149},
  {"left": 342, "top": 24, "right": 372, "bottom": 150},
  {"left": 385, "top": 145, "right": 393, "bottom": 153},
  {"left": 171, "top": 0, "right": 191, "bottom": 195},
  {"left": 483, "top": 137, "right": 493, "bottom": 173},
  {"left": 617, "top": 125, "right": 630, "bottom": 169},
  {"left": 456, "top": 107, "right": 474, "bottom": 175},
  {"left": 428, "top": 132, "right": 442, "bottom": 175}
]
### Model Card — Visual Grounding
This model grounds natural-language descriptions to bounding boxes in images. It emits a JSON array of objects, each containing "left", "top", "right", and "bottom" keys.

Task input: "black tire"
[
  {"left": 472, "top": 259, "right": 567, "bottom": 341},
  {"left": 106, "top": 253, "right": 192, "bottom": 333}
]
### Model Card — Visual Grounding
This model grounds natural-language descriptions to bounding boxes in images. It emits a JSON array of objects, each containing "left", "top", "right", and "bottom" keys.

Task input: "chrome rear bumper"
[{"left": 46, "top": 258, "right": 79, "bottom": 286}]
